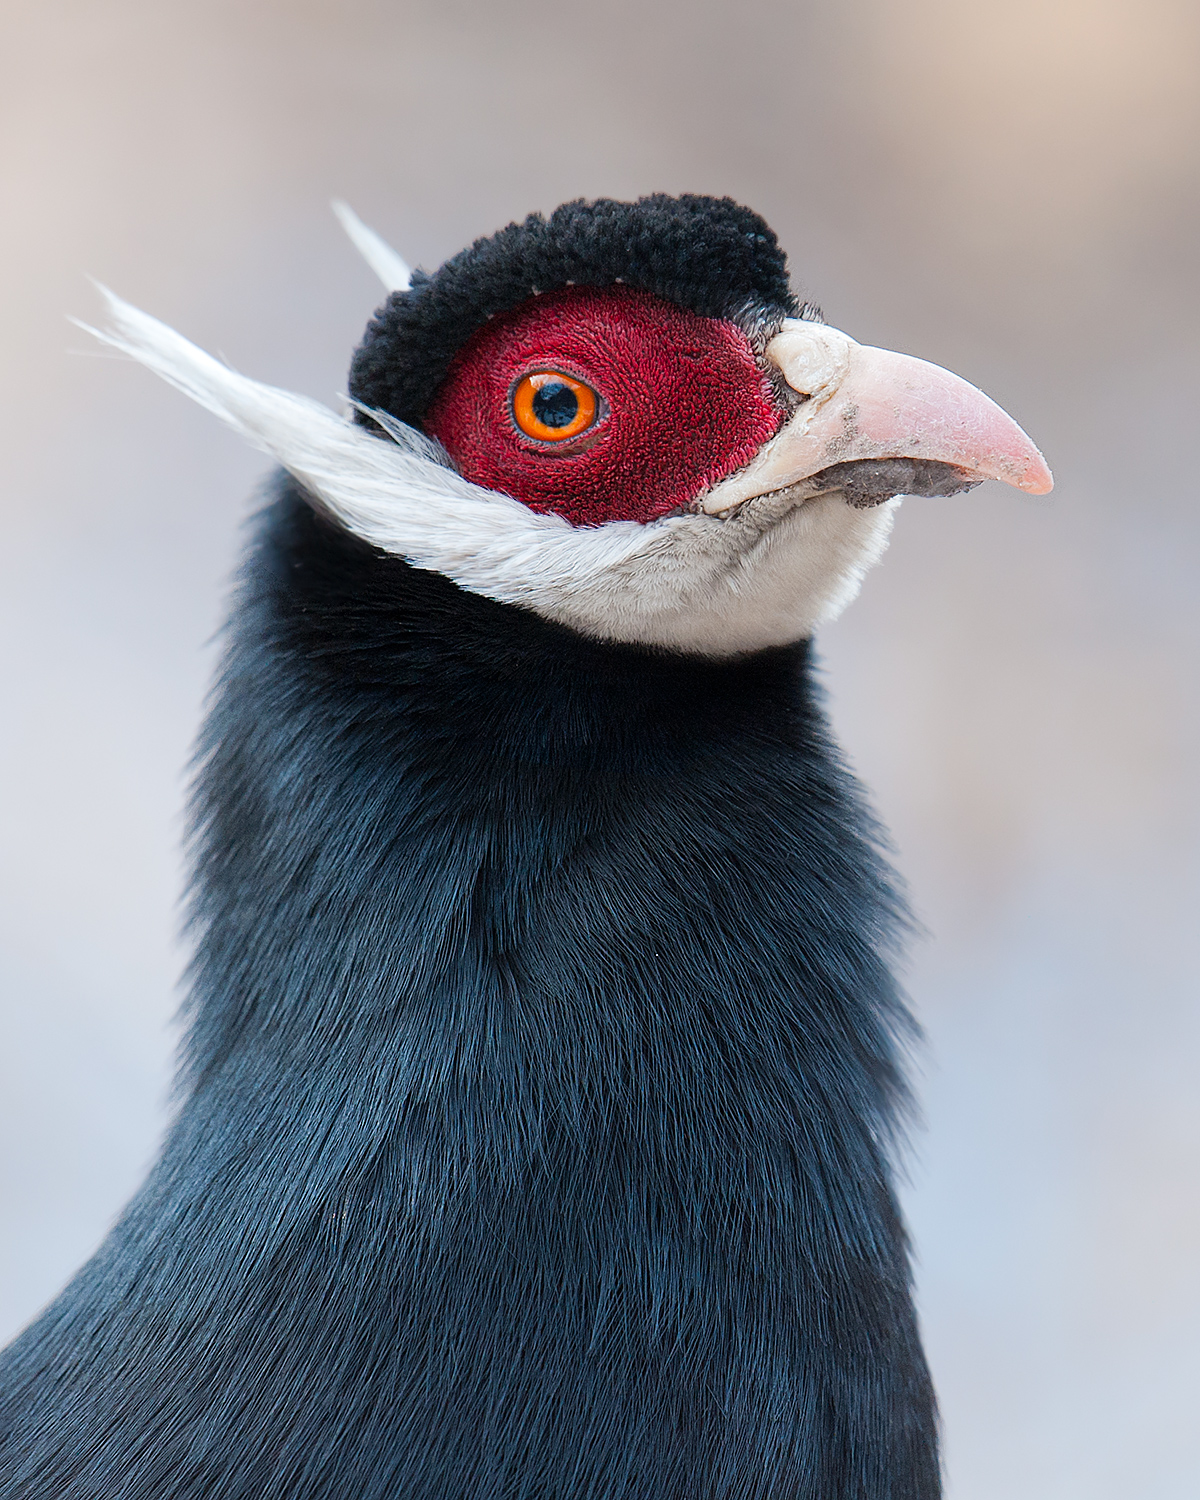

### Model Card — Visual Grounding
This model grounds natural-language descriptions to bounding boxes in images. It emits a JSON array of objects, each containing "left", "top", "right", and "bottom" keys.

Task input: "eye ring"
[{"left": 510, "top": 370, "right": 601, "bottom": 444}]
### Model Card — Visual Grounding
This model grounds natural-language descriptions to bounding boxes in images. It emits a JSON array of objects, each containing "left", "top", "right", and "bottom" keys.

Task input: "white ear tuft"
[
  {"left": 74, "top": 290, "right": 896, "bottom": 657},
  {"left": 331, "top": 200, "right": 412, "bottom": 293},
  {"left": 70, "top": 286, "right": 657, "bottom": 617}
]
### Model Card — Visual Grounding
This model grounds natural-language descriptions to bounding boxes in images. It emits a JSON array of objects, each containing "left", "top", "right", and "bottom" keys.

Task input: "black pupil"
[{"left": 531, "top": 380, "right": 579, "bottom": 429}]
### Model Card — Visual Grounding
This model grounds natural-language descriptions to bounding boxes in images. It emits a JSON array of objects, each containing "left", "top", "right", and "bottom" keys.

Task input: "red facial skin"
[{"left": 422, "top": 286, "right": 786, "bottom": 528}]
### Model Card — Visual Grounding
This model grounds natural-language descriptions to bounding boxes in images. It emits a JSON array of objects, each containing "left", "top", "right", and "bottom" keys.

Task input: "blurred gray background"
[{"left": 2, "top": 1, "right": 1197, "bottom": 1494}]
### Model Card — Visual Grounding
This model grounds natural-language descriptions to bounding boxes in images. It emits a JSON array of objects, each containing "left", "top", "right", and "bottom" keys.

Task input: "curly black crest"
[{"left": 348, "top": 193, "right": 799, "bottom": 428}]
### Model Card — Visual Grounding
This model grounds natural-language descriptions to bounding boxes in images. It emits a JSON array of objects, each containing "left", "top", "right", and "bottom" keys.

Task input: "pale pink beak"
[{"left": 700, "top": 319, "right": 1052, "bottom": 514}]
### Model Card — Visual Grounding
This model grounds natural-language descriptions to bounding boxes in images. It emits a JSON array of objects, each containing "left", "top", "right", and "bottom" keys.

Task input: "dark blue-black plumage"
[
  {"left": 0, "top": 480, "right": 938, "bottom": 1497},
  {"left": 2, "top": 192, "right": 949, "bottom": 1495}
]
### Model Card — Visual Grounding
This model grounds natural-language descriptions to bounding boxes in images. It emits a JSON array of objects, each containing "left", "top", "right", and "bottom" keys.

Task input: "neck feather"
[{"left": 182, "top": 482, "right": 914, "bottom": 1257}]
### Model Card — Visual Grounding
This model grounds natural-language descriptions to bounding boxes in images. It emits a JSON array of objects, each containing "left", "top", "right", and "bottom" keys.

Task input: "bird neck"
[{"left": 180, "top": 481, "right": 911, "bottom": 1242}]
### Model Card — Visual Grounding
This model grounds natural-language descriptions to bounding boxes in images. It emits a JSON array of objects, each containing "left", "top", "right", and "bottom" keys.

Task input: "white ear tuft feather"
[
  {"left": 74, "top": 289, "right": 895, "bottom": 656},
  {"left": 72, "top": 287, "right": 655, "bottom": 605},
  {"left": 331, "top": 200, "right": 412, "bottom": 293}
]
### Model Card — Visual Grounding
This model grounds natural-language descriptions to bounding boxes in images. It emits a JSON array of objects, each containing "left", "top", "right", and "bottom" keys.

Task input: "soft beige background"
[{"left": 2, "top": 2, "right": 1197, "bottom": 1494}]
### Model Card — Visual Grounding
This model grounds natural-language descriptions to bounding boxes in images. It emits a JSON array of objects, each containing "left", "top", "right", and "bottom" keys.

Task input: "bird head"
[{"left": 89, "top": 194, "right": 1050, "bottom": 656}]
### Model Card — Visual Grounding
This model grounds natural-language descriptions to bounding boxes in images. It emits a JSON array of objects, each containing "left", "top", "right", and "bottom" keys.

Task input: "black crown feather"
[{"left": 348, "top": 194, "right": 798, "bottom": 429}]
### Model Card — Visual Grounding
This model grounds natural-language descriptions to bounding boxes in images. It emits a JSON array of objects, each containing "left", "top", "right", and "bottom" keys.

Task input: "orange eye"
[{"left": 510, "top": 370, "right": 599, "bottom": 443}]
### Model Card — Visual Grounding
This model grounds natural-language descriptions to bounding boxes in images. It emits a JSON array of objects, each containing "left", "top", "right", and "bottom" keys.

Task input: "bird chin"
[
  {"left": 533, "top": 481, "right": 904, "bottom": 658},
  {"left": 572, "top": 459, "right": 975, "bottom": 658}
]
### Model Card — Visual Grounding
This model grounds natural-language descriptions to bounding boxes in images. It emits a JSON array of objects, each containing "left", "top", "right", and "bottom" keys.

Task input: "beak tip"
[{"left": 1019, "top": 455, "right": 1054, "bottom": 495}]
